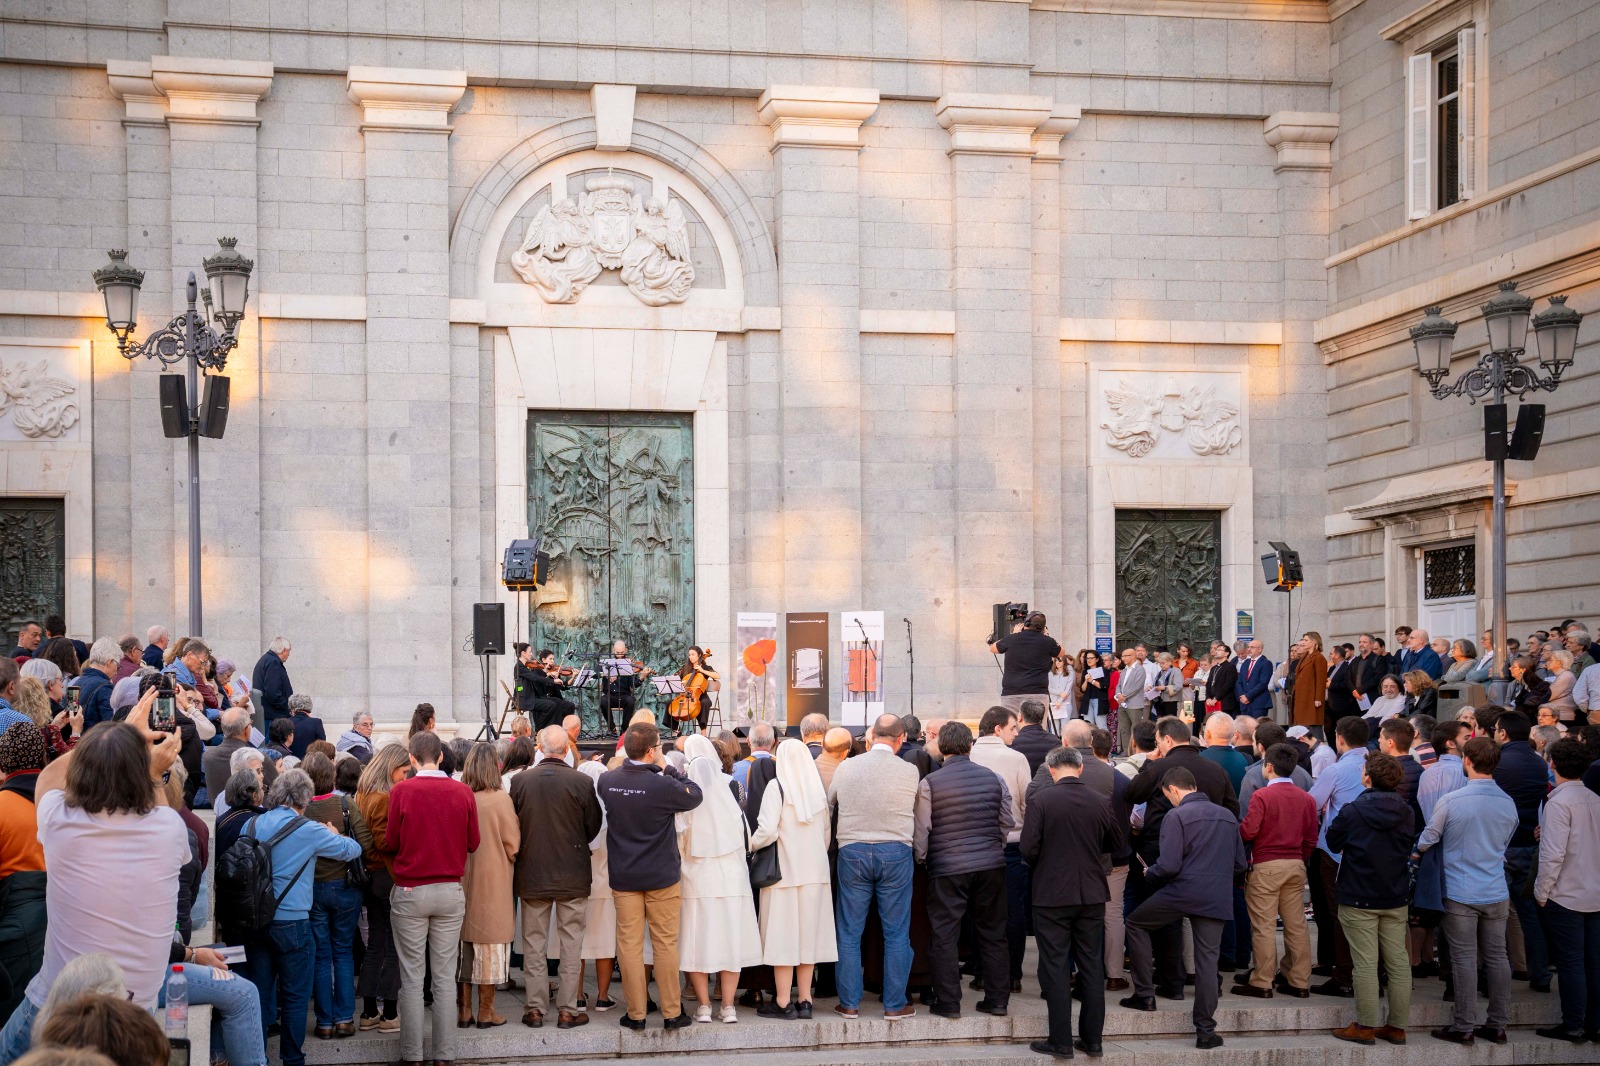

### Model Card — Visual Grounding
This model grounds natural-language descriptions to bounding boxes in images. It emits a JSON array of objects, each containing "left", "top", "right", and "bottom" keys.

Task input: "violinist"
[
  {"left": 673, "top": 646, "right": 719, "bottom": 733},
  {"left": 598, "top": 639, "right": 650, "bottom": 735},
  {"left": 524, "top": 645, "right": 577, "bottom": 731}
]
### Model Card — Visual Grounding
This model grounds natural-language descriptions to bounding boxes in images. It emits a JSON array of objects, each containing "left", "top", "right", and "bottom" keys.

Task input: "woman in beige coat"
[
  {"left": 457, "top": 742, "right": 520, "bottom": 1028},
  {"left": 748, "top": 738, "right": 837, "bottom": 1019}
]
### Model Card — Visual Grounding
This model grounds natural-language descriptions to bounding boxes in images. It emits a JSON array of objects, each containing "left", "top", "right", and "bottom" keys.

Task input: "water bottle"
[{"left": 165, "top": 964, "right": 188, "bottom": 1038}]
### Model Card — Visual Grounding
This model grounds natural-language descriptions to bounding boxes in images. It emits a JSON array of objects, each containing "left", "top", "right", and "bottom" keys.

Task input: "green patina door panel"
[
  {"left": 1114, "top": 509, "right": 1221, "bottom": 653},
  {"left": 527, "top": 412, "right": 693, "bottom": 731},
  {"left": 0, "top": 498, "right": 65, "bottom": 651}
]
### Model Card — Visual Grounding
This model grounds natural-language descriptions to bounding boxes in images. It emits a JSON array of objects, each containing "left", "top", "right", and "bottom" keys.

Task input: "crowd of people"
[{"left": 1, "top": 613, "right": 1599, "bottom": 1065}]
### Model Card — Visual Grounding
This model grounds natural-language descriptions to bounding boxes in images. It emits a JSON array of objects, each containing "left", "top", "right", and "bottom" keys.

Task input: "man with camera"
[{"left": 988, "top": 610, "right": 1061, "bottom": 717}]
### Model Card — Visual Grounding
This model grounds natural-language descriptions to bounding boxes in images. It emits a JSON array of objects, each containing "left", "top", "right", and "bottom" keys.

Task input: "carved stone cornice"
[
  {"left": 934, "top": 93, "right": 1055, "bottom": 157},
  {"left": 1263, "top": 111, "right": 1339, "bottom": 172},
  {"left": 149, "top": 56, "right": 274, "bottom": 127},
  {"left": 105, "top": 61, "right": 167, "bottom": 127},
  {"left": 346, "top": 66, "right": 467, "bottom": 133},
  {"left": 756, "top": 86, "right": 880, "bottom": 150},
  {"left": 1032, "top": 106, "right": 1082, "bottom": 162}
]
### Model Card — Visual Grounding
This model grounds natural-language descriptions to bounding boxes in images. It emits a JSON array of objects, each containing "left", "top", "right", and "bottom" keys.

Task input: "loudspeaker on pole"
[{"left": 472, "top": 603, "right": 506, "bottom": 656}]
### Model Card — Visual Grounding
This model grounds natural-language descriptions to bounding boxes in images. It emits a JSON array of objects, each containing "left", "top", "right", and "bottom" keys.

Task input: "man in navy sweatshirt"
[{"left": 598, "top": 722, "right": 703, "bottom": 1031}]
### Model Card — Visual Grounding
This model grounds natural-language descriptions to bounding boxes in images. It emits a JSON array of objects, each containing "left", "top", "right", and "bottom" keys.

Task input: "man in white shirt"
[
  {"left": 1115, "top": 650, "right": 1152, "bottom": 754},
  {"left": 1572, "top": 660, "right": 1600, "bottom": 721},
  {"left": 1288, "top": 726, "right": 1336, "bottom": 779},
  {"left": 971, "top": 706, "right": 1033, "bottom": 995},
  {"left": 828, "top": 713, "right": 921, "bottom": 1020}
]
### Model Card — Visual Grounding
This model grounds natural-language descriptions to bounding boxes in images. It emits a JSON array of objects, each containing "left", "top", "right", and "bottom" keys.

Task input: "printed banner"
[
  {"left": 838, "top": 611, "right": 884, "bottom": 727},
  {"left": 1236, "top": 610, "right": 1254, "bottom": 640},
  {"left": 734, "top": 612, "right": 780, "bottom": 728},
  {"left": 784, "top": 612, "right": 830, "bottom": 728}
]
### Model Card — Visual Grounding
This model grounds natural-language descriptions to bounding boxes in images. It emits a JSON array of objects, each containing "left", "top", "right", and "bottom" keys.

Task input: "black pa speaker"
[
  {"left": 502, "top": 538, "right": 549, "bottom": 591},
  {"left": 198, "top": 375, "right": 230, "bottom": 439},
  {"left": 472, "top": 602, "right": 505, "bottom": 656},
  {"left": 1483, "top": 403, "right": 1509, "bottom": 461},
  {"left": 1264, "top": 541, "right": 1304, "bottom": 590},
  {"left": 1509, "top": 403, "right": 1545, "bottom": 462},
  {"left": 158, "top": 374, "right": 188, "bottom": 438}
]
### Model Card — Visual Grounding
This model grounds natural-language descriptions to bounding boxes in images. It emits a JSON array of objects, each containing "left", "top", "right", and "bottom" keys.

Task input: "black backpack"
[{"left": 215, "top": 814, "right": 311, "bottom": 938}]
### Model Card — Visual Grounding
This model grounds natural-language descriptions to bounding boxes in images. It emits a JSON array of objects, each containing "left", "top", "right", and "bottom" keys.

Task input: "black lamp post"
[
  {"left": 1409, "top": 281, "right": 1583, "bottom": 682},
  {"left": 93, "top": 239, "right": 254, "bottom": 638}
]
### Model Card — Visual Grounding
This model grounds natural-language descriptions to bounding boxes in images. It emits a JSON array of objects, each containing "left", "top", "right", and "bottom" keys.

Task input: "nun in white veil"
[
  {"left": 748, "top": 737, "right": 838, "bottom": 1018},
  {"left": 677, "top": 734, "right": 761, "bottom": 1022}
]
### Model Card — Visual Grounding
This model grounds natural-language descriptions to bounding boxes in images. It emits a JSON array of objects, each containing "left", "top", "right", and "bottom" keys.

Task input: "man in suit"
[
  {"left": 511, "top": 726, "right": 604, "bottom": 1028},
  {"left": 1236, "top": 639, "right": 1274, "bottom": 718},
  {"left": 1021, "top": 746, "right": 1120, "bottom": 1059},
  {"left": 1114, "top": 649, "right": 1152, "bottom": 753},
  {"left": 1205, "top": 641, "right": 1238, "bottom": 715},
  {"left": 1353, "top": 634, "right": 1388, "bottom": 706},
  {"left": 252, "top": 637, "right": 294, "bottom": 725},
  {"left": 1026, "top": 719, "right": 1112, "bottom": 803},
  {"left": 1399, "top": 628, "right": 1444, "bottom": 680},
  {"left": 1120, "top": 766, "right": 1247, "bottom": 1050}
]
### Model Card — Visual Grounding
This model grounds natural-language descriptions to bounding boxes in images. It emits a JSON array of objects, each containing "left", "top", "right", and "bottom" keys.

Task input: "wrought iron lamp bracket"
[{"left": 1426, "top": 349, "right": 1563, "bottom": 405}]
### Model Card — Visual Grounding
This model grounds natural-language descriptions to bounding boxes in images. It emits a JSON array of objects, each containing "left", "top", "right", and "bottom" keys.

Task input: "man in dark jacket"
[
  {"left": 1326, "top": 647, "right": 1360, "bottom": 730},
  {"left": 285, "top": 694, "right": 326, "bottom": 759},
  {"left": 1490, "top": 710, "right": 1550, "bottom": 991},
  {"left": 1020, "top": 746, "right": 1119, "bottom": 1059},
  {"left": 251, "top": 639, "right": 294, "bottom": 725},
  {"left": 598, "top": 722, "right": 702, "bottom": 1030},
  {"left": 1325, "top": 753, "right": 1415, "bottom": 1046},
  {"left": 73, "top": 639, "right": 119, "bottom": 731},
  {"left": 914, "top": 720, "right": 1014, "bottom": 1019},
  {"left": 1377, "top": 719, "right": 1424, "bottom": 825},
  {"left": 1353, "top": 634, "right": 1389, "bottom": 705},
  {"left": 511, "top": 726, "right": 603, "bottom": 1029},
  {"left": 1026, "top": 719, "right": 1111, "bottom": 804},
  {"left": 1124, "top": 718, "right": 1238, "bottom": 997},
  {"left": 142, "top": 625, "right": 169, "bottom": 669},
  {"left": 202, "top": 708, "right": 277, "bottom": 804},
  {"left": 1119, "top": 766, "right": 1245, "bottom": 1050},
  {"left": 1011, "top": 699, "right": 1059, "bottom": 776},
  {"left": 1204, "top": 641, "right": 1238, "bottom": 715}
]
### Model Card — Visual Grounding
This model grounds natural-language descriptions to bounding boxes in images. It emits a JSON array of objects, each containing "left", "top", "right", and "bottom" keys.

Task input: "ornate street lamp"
[
  {"left": 93, "top": 239, "right": 254, "bottom": 637},
  {"left": 1409, "top": 281, "right": 1583, "bottom": 685}
]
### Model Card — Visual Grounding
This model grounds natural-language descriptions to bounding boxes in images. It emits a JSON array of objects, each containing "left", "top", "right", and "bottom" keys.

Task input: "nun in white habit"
[
  {"left": 748, "top": 737, "right": 838, "bottom": 1018},
  {"left": 677, "top": 734, "right": 762, "bottom": 1022}
]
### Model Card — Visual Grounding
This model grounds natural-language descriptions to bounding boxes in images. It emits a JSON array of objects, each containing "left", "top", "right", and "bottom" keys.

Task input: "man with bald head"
[
  {"left": 828, "top": 712, "right": 921, "bottom": 1019},
  {"left": 1200, "top": 712, "right": 1247, "bottom": 793},
  {"left": 817, "top": 727, "right": 853, "bottom": 790},
  {"left": 1400, "top": 627, "right": 1444, "bottom": 680},
  {"left": 510, "top": 724, "right": 604, "bottom": 1028},
  {"left": 1028, "top": 718, "right": 1113, "bottom": 803},
  {"left": 563, "top": 714, "right": 582, "bottom": 751}
]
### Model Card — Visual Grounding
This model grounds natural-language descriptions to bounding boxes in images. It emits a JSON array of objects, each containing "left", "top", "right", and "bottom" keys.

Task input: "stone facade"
[{"left": 0, "top": 0, "right": 1593, "bottom": 722}]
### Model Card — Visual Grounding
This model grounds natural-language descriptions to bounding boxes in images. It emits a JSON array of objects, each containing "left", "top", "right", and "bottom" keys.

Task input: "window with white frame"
[{"left": 1406, "top": 26, "right": 1477, "bottom": 219}]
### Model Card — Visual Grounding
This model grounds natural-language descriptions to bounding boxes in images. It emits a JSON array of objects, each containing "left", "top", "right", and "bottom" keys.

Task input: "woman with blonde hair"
[
  {"left": 678, "top": 734, "right": 761, "bottom": 1022},
  {"left": 457, "top": 743, "right": 519, "bottom": 1029},
  {"left": 748, "top": 739, "right": 837, "bottom": 1019},
  {"left": 1544, "top": 648, "right": 1579, "bottom": 722},
  {"left": 354, "top": 743, "right": 411, "bottom": 1032},
  {"left": 1400, "top": 669, "right": 1438, "bottom": 719},
  {"left": 1291, "top": 631, "right": 1329, "bottom": 733}
]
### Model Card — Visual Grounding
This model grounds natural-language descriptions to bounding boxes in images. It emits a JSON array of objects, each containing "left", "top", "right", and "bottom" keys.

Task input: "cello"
[{"left": 668, "top": 648, "right": 712, "bottom": 722}]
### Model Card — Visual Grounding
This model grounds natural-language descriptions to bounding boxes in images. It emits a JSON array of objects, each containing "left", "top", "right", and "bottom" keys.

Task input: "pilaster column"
[
  {"left": 348, "top": 67, "right": 466, "bottom": 712},
  {"left": 936, "top": 93, "right": 1053, "bottom": 703},
  {"left": 149, "top": 56, "right": 273, "bottom": 650},
  {"left": 105, "top": 62, "right": 175, "bottom": 634},
  {"left": 1263, "top": 112, "right": 1339, "bottom": 633},
  {"left": 1030, "top": 107, "right": 1080, "bottom": 645},
  {"left": 758, "top": 85, "right": 878, "bottom": 616}
]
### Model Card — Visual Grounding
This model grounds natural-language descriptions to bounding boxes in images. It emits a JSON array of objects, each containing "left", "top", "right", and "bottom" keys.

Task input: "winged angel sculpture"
[
  {"left": 1101, "top": 377, "right": 1241, "bottom": 458},
  {"left": 512, "top": 174, "right": 696, "bottom": 306},
  {"left": 0, "top": 358, "right": 78, "bottom": 439}
]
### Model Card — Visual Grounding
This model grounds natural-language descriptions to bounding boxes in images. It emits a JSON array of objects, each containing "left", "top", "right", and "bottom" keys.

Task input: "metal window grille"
[{"left": 1423, "top": 544, "right": 1475, "bottom": 600}]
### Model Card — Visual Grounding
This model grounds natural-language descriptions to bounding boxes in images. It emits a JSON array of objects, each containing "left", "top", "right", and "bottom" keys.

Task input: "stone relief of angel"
[
  {"left": 0, "top": 358, "right": 79, "bottom": 439},
  {"left": 619, "top": 198, "right": 695, "bottom": 307},
  {"left": 510, "top": 197, "right": 603, "bottom": 304},
  {"left": 1101, "top": 380, "right": 1167, "bottom": 458},
  {"left": 1175, "top": 384, "right": 1243, "bottom": 456},
  {"left": 1101, "top": 377, "right": 1241, "bottom": 458}
]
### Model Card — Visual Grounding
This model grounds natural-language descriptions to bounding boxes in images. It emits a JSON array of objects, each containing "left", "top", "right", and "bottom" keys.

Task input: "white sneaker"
[
  {"left": 695, "top": 1005, "right": 713, "bottom": 1023},
  {"left": 720, "top": 1005, "right": 738, "bottom": 1024}
]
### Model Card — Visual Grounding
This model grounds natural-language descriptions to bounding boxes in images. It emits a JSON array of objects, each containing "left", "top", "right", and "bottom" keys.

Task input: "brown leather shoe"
[
  {"left": 557, "top": 1009, "right": 589, "bottom": 1029},
  {"left": 314, "top": 1026, "right": 334, "bottom": 1040},
  {"left": 333, "top": 1021, "right": 356, "bottom": 1038},
  {"left": 1332, "top": 1023, "right": 1375, "bottom": 1046},
  {"left": 1231, "top": 983, "right": 1273, "bottom": 999},
  {"left": 1374, "top": 1025, "right": 1406, "bottom": 1045},
  {"left": 1105, "top": 978, "right": 1130, "bottom": 992},
  {"left": 522, "top": 1008, "right": 544, "bottom": 1028}
]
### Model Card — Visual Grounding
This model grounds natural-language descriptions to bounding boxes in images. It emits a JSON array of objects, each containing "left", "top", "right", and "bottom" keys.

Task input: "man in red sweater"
[
  {"left": 387, "top": 731, "right": 480, "bottom": 1065},
  {"left": 1235, "top": 743, "right": 1318, "bottom": 998}
]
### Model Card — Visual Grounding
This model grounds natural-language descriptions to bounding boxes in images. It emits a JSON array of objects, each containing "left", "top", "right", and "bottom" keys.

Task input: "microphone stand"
[{"left": 903, "top": 617, "right": 915, "bottom": 715}]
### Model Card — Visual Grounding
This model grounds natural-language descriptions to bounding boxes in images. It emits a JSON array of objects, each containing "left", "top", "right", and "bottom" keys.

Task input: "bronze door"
[
  {"left": 1114, "top": 509, "right": 1221, "bottom": 653},
  {"left": 0, "top": 498, "right": 65, "bottom": 650}
]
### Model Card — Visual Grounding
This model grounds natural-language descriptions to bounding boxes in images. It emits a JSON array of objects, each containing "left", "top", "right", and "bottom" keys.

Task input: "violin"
[{"left": 668, "top": 649, "right": 711, "bottom": 721}]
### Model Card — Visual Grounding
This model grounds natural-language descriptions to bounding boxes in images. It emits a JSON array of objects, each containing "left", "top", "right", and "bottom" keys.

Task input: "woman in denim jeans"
[{"left": 299, "top": 752, "right": 365, "bottom": 1040}]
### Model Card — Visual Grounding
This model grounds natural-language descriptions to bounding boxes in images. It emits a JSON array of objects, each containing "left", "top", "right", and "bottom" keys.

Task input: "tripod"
[{"left": 475, "top": 651, "right": 500, "bottom": 742}]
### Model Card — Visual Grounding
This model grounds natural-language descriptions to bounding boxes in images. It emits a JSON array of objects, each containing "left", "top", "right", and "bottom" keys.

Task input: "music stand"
[{"left": 597, "top": 658, "right": 634, "bottom": 736}]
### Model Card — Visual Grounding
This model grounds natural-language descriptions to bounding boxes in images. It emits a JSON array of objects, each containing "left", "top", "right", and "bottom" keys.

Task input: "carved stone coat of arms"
[{"left": 512, "top": 174, "right": 696, "bottom": 307}]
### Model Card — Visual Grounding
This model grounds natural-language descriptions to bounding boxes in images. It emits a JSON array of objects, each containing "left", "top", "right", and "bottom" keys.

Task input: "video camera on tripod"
[{"left": 990, "top": 601, "right": 1030, "bottom": 644}]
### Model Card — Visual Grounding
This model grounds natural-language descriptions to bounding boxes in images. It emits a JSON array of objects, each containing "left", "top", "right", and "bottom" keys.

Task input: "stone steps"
[{"left": 298, "top": 981, "right": 1584, "bottom": 1064}]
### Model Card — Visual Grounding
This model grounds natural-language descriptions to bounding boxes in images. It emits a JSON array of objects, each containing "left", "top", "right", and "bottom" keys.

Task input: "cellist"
[{"left": 672, "top": 646, "right": 719, "bottom": 734}]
